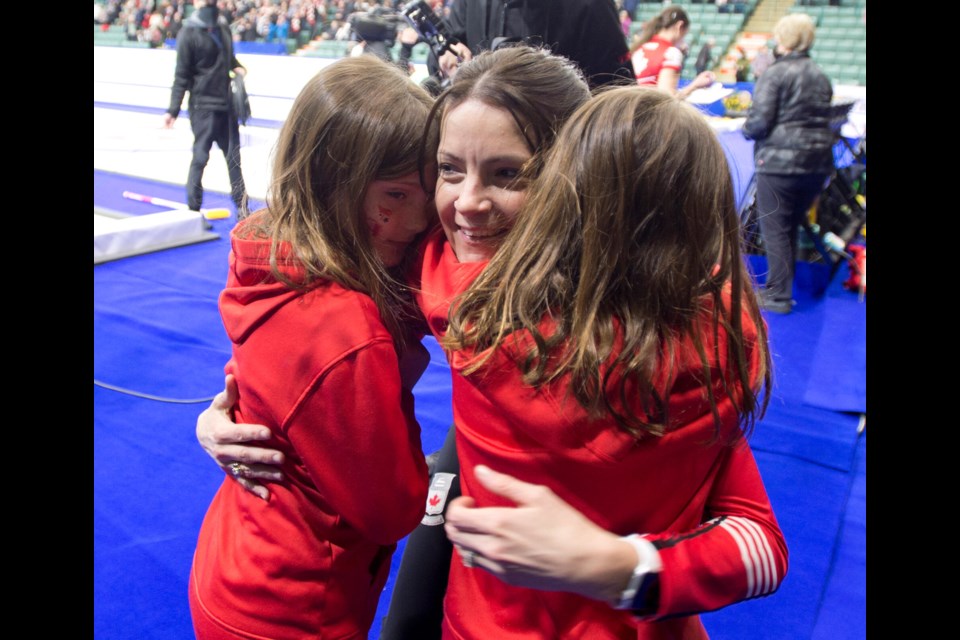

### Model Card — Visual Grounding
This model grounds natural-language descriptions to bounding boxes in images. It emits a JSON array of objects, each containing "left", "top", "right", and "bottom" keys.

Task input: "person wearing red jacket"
[
  {"left": 187, "top": 56, "right": 436, "bottom": 640},
  {"left": 629, "top": 5, "right": 714, "bottom": 99}
]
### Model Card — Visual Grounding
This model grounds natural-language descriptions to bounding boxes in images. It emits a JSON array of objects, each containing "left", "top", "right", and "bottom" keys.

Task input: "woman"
[
  {"left": 742, "top": 13, "right": 835, "bottom": 314},
  {"left": 630, "top": 5, "right": 714, "bottom": 99},
  {"left": 188, "top": 56, "right": 436, "bottom": 640},
  {"left": 437, "top": 86, "right": 785, "bottom": 638}
]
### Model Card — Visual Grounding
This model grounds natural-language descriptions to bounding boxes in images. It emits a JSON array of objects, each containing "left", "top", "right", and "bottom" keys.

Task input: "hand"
[
  {"left": 691, "top": 70, "right": 715, "bottom": 90},
  {"left": 162, "top": 113, "right": 176, "bottom": 129},
  {"left": 399, "top": 26, "right": 419, "bottom": 46},
  {"left": 439, "top": 42, "right": 471, "bottom": 80},
  {"left": 233, "top": 66, "right": 246, "bottom": 77},
  {"left": 197, "top": 374, "right": 285, "bottom": 500},
  {"left": 444, "top": 465, "right": 638, "bottom": 605}
]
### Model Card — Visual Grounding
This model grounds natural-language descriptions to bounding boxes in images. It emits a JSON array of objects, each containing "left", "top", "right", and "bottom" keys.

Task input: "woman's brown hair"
[{"left": 423, "top": 45, "right": 591, "bottom": 183}]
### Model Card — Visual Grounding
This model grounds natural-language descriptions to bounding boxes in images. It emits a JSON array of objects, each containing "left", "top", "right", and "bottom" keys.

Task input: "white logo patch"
[{"left": 421, "top": 472, "right": 457, "bottom": 526}]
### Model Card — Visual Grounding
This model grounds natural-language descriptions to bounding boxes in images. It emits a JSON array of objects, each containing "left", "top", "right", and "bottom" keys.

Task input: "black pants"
[
  {"left": 187, "top": 109, "right": 246, "bottom": 212},
  {"left": 755, "top": 172, "right": 830, "bottom": 303},
  {"left": 380, "top": 425, "right": 460, "bottom": 640}
]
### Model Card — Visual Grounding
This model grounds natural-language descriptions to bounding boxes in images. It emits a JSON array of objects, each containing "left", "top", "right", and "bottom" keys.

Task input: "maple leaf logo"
[{"left": 428, "top": 494, "right": 441, "bottom": 507}]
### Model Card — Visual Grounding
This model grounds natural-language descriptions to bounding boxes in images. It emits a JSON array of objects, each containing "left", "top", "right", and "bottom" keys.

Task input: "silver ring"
[
  {"left": 228, "top": 462, "right": 249, "bottom": 478},
  {"left": 461, "top": 549, "right": 476, "bottom": 568}
]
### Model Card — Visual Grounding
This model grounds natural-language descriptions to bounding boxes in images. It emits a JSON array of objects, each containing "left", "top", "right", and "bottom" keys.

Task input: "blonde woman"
[{"left": 743, "top": 13, "right": 835, "bottom": 314}]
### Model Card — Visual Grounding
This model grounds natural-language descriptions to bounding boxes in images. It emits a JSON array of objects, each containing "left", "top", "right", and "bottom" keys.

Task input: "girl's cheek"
[{"left": 367, "top": 207, "right": 393, "bottom": 237}]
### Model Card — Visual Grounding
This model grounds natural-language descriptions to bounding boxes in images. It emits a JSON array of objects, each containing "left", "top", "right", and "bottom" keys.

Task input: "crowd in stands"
[
  {"left": 94, "top": 1, "right": 453, "bottom": 49},
  {"left": 93, "top": 0, "right": 746, "bottom": 51}
]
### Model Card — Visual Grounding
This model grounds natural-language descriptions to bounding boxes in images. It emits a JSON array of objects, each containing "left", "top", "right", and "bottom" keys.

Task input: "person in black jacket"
[
  {"left": 742, "top": 13, "right": 834, "bottom": 314},
  {"left": 438, "top": 0, "right": 634, "bottom": 89},
  {"left": 164, "top": 0, "right": 248, "bottom": 218}
]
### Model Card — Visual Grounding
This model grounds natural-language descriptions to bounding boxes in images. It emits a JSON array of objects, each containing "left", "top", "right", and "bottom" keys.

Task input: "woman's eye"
[
  {"left": 387, "top": 191, "right": 405, "bottom": 200},
  {"left": 497, "top": 168, "right": 520, "bottom": 180}
]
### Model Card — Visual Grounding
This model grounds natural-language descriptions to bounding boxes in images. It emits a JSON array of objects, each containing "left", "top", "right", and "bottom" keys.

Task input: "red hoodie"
[{"left": 189, "top": 214, "right": 428, "bottom": 639}]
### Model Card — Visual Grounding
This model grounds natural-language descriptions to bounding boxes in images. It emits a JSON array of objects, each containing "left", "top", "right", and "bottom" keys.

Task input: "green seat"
[
  {"left": 94, "top": 32, "right": 129, "bottom": 46},
  {"left": 814, "top": 50, "right": 840, "bottom": 64},
  {"left": 310, "top": 40, "right": 348, "bottom": 58}
]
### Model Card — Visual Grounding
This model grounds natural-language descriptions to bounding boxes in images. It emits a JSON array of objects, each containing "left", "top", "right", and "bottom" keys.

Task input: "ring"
[
  {"left": 460, "top": 549, "right": 476, "bottom": 568},
  {"left": 228, "top": 462, "right": 249, "bottom": 478}
]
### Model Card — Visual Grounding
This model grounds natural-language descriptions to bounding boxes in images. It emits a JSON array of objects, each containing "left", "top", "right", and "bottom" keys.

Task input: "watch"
[{"left": 614, "top": 534, "right": 662, "bottom": 611}]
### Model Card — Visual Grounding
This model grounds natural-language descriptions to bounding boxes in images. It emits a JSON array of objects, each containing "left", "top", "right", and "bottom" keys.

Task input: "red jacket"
[
  {"left": 414, "top": 230, "right": 787, "bottom": 640},
  {"left": 190, "top": 215, "right": 428, "bottom": 639}
]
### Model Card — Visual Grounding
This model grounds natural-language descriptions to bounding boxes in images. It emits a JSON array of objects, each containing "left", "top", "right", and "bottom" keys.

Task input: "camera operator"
[{"left": 347, "top": 1, "right": 407, "bottom": 65}]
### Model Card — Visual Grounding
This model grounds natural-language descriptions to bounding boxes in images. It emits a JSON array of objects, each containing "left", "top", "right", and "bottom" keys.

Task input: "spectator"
[
  {"left": 694, "top": 35, "right": 715, "bottom": 75},
  {"left": 742, "top": 13, "right": 835, "bottom": 314},
  {"left": 620, "top": 8, "right": 632, "bottom": 37},
  {"left": 163, "top": 0, "right": 249, "bottom": 217},
  {"left": 751, "top": 43, "right": 774, "bottom": 79},
  {"left": 734, "top": 45, "right": 750, "bottom": 81},
  {"left": 630, "top": 5, "right": 714, "bottom": 98}
]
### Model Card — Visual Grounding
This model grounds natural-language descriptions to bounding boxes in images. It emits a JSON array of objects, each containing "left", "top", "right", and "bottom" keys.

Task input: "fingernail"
[
  {"left": 475, "top": 465, "right": 490, "bottom": 478},
  {"left": 271, "top": 453, "right": 283, "bottom": 463}
]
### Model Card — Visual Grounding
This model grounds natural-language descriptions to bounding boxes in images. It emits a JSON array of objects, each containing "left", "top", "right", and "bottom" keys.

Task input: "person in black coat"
[
  {"left": 742, "top": 13, "right": 834, "bottom": 314},
  {"left": 164, "top": 0, "right": 248, "bottom": 217},
  {"left": 438, "top": 0, "right": 635, "bottom": 89}
]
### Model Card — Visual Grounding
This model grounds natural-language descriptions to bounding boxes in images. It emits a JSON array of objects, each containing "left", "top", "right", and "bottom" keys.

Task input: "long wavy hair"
[
  {"left": 422, "top": 45, "right": 592, "bottom": 184},
  {"left": 242, "top": 56, "right": 438, "bottom": 350},
  {"left": 444, "top": 87, "right": 771, "bottom": 441}
]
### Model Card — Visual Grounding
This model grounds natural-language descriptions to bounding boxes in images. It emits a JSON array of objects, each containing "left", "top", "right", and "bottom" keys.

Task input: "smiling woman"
[{"left": 435, "top": 100, "right": 531, "bottom": 263}]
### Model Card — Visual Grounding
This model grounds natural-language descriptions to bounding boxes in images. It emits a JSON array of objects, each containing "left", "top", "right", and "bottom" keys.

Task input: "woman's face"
[
  {"left": 435, "top": 99, "right": 533, "bottom": 263},
  {"left": 363, "top": 171, "right": 432, "bottom": 268}
]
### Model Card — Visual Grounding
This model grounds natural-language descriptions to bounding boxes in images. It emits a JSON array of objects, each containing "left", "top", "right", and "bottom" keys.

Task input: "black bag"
[{"left": 231, "top": 73, "right": 251, "bottom": 125}]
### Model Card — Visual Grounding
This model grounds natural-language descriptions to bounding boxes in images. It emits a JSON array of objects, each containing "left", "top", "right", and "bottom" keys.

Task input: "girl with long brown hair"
[
  {"left": 440, "top": 87, "right": 785, "bottom": 638},
  {"left": 188, "top": 55, "right": 437, "bottom": 640}
]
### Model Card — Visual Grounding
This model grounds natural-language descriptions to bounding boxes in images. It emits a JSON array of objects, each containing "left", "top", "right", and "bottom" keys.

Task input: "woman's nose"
[{"left": 454, "top": 177, "right": 492, "bottom": 216}]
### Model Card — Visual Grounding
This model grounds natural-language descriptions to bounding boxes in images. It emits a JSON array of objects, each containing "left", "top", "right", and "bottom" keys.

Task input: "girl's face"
[
  {"left": 435, "top": 99, "right": 532, "bottom": 263},
  {"left": 363, "top": 171, "right": 432, "bottom": 268}
]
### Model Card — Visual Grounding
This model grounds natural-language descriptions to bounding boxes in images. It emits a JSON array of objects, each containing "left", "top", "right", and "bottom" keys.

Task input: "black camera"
[
  {"left": 349, "top": 6, "right": 406, "bottom": 44},
  {"left": 401, "top": 0, "right": 460, "bottom": 60}
]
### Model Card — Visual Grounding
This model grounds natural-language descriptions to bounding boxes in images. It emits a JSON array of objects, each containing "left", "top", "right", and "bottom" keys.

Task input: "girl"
[
  {"left": 440, "top": 86, "right": 785, "bottom": 638},
  {"left": 630, "top": 5, "right": 715, "bottom": 99},
  {"left": 188, "top": 55, "right": 436, "bottom": 640}
]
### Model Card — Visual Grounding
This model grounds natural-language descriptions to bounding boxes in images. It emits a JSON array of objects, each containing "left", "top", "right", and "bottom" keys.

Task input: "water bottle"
[{"left": 822, "top": 231, "right": 847, "bottom": 254}]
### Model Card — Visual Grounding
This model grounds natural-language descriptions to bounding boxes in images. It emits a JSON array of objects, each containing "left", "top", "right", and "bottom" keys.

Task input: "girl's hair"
[
  {"left": 444, "top": 87, "right": 771, "bottom": 441},
  {"left": 773, "top": 13, "right": 816, "bottom": 53},
  {"left": 423, "top": 45, "right": 591, "bottom": 181},
  {"left": 634, "top": 5, "right": 689, "bottom": 48},
  {"left": 247, "top": 55, "right": 438, "bottom": 349}
]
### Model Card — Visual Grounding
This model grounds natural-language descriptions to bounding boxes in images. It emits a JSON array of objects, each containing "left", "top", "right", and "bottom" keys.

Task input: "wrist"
[{"left": 612, "top": 534, "right": 662, "bottom": 612}]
